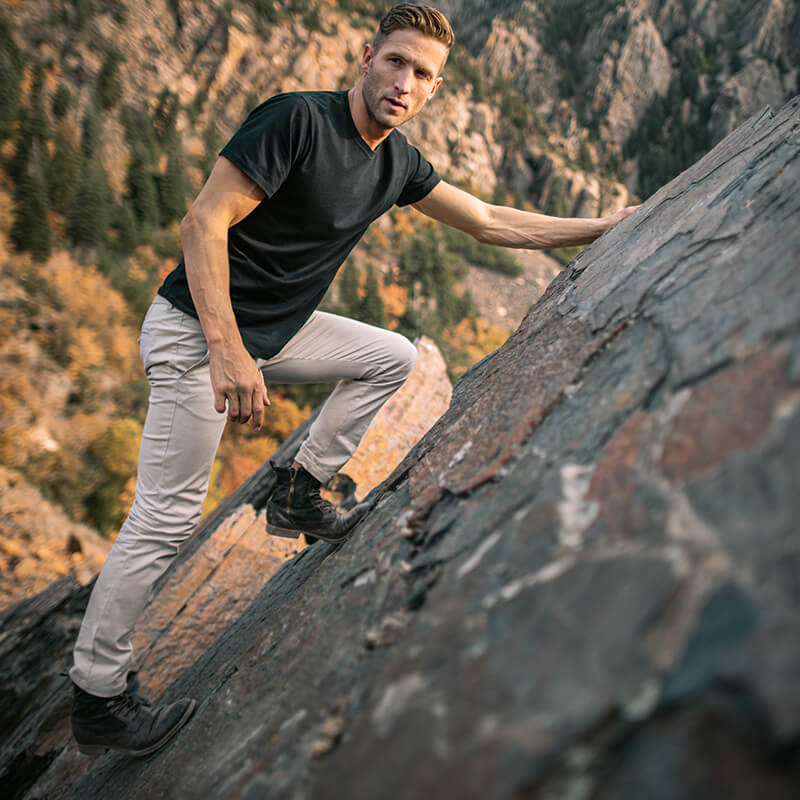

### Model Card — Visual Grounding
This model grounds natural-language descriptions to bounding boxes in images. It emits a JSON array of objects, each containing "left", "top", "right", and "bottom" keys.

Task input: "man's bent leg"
[
  {"left": 260, "top": 312, "right": 416, "bottom": 541},
  {"left": 260, "top": 311, "right": 417, "bottom": 484},
  {"left": 70, "top": 297, "right": 226, "bottom": 697}
]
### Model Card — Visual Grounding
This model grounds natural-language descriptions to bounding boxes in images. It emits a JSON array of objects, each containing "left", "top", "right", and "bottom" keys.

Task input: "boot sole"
[
  {"left": 267, "top": 522, "right": 353, "bottom": 545},
  {"left": 266, "top": 523, "right": 301, "bottom": 539},
  {"left": 77, "top": 699, "right": 197, "bottom": 758}
]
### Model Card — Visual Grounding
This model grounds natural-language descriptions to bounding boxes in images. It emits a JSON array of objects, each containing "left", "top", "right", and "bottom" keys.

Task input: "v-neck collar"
[{"left": 341, "top": 90, "right": 386, "bottom": 158}]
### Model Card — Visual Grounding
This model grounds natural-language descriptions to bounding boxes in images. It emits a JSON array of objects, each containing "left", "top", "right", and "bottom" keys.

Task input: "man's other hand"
[{"left": 209, "top": 345, "right": 270, "bottom": 430}]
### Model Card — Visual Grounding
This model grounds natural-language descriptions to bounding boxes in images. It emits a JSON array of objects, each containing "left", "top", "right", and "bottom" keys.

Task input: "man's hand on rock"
[
  {"left": 209, "top": 345, "right": 270, "bottom": 431},
  {"left": 604, "top": 205, "right": 641, "bottom": 229}
]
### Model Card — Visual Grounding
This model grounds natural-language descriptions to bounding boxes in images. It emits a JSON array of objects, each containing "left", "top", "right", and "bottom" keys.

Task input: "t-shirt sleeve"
[
  {"left": 396, "top": 144, "right": 440, "bottom": 206},
  {"left": 219, "top": 93, "right": 311, "bottom": 198}
]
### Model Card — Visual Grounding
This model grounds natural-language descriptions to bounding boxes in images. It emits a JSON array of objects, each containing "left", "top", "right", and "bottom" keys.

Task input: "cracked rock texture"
[{"left": 3, "top": 99, "right": 800, "bottom": 798}]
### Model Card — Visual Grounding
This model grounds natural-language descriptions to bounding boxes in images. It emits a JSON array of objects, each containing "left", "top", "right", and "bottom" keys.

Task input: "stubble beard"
[{"left": 361, "top": 70, "right": 410, "bottom": 131}]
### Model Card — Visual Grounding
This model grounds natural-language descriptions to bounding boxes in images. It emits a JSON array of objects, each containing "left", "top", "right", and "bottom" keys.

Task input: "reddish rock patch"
[{"left": 660, "top": 349, "right": 789, "bottom": 483}]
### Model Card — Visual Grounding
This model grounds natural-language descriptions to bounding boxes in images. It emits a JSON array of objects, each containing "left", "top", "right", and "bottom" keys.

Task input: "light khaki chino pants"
[{"left": 70, "top": 294, "right": 416, "bottom": 696}]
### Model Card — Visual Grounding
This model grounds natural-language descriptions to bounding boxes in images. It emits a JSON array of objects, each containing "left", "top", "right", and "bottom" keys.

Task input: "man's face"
[{"left": 359, "top": 28, "right": 447, "bottom": 131}]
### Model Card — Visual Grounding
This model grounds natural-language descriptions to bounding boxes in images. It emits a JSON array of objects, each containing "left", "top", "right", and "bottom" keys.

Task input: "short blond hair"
[{"left": 374, "top": 3, "right": 455, "bottom": 52}]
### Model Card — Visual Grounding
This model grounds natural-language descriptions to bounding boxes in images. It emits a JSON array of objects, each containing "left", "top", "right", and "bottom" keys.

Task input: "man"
[{"left": 69, "top": 4, "right": 638, "bottom": 757}]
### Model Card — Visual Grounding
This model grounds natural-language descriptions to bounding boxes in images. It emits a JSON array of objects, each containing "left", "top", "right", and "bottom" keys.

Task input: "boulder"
[
  {"left": 52, "top": 95, "right": 799, "bottom": 800},
  {"left": 2, "top": 97, "right": 799, "bottom": 798}
]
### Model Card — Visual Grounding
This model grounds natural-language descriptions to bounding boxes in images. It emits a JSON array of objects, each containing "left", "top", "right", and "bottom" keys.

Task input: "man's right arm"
[{"left": 179, "top": 156, "right": 268, "bottom": 430}]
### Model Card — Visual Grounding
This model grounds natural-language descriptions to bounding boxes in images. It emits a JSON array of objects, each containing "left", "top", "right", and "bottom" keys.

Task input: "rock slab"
[
  {"left": 52, "top": 97, "right": 798, "bottom": 800},
  {"left": 3, "top": 98, "right": 800, "bottom": 798}
]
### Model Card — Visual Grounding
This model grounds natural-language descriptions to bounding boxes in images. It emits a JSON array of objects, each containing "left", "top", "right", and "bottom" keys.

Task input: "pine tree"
[
  {"left": 338, "top": 260, "right": 360, "bottom": 317},
  {"left": 398, "top": 235, "right": 432, "bottom": 302},
  {"left": 158, "top": 141, "right": 188, "bottom": 224},
  {"left": 361, "top": 263, "right": 386, "bottom": 328},
  {"left": 121, "top": 104, "right": 159, "bottom": 164},
  {"left": 0, "top": 56, "right": 19, "bottom": 138},
  {"left": 431, "top": 247, "right": 461, "bottom": 328},
  {"left": 68, "top": 160, "right": 110, "bottom": 248},
  {"left": 47, "top": 134, "right": 83, "bottom": 213},
  {"left": 9, "top": 106, "right": 34, "bottom": 182},
  {"left": 52, "top": 84, "right": 72, "bottom": 118},
  {"left": 126, "top": 146, "right": 160, "bottom": 233},
  {"left": 74, "top": 0, "right": 96, "bottom": 30},
  {"left": 9, "top": 73, "right": 51, "bottom": 184},
  {"left": 545, "top": 175, "right": 569, "bottom": 218},
  {"left": 397, "top": 232, "right": 459, "bottom": 337},
  {"left": 113, "top": 203, "right": 139, "bottom": 253},
  {"left": 11, "top": 169, "right": 52, "bottom": 262},
  {"left": 578, "top": 139, "right": 594, "bottom": 172},
  {"left": 153, "top": 89, "right": 179, "bottom": 143},
  {"left": 202, "top": 122, "right": 222, "bottom": 178},
  {"left": 80, "top": 104, "right": 101, "bottom": 158},
  {"left": 0, "top": 15, "right": 22, "bottom": 137},
  {"left": 95, "top": 50, "right": 123, "bottom": 110}
]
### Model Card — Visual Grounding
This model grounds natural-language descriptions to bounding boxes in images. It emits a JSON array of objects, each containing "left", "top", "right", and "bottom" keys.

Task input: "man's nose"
[{"left": 394, "top": 67, "right": 413, "bottom": 93}]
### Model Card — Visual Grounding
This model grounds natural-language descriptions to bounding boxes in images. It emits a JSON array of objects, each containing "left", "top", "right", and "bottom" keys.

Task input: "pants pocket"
[{"left": 139, "top": 298, "right": 209, "bottom": 385}]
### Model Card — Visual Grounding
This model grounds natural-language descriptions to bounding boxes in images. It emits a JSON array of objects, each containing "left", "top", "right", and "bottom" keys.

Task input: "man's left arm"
[{"left": 412, "top": 181, "right": 639, "bottom": 250}]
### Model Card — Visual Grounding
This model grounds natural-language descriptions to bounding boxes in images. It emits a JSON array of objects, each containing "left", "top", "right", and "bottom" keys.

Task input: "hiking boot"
[
  {"left": 266, "top": 461, "right": 369, "bottom": 544},
  {"left": 71, "top": 682, "right": 196, "bottom": 757}
]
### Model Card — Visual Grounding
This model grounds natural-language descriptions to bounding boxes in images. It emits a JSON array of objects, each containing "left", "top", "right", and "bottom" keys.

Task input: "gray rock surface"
[{"left": 3, "top": 98, "right": 800, "bottom": 799}]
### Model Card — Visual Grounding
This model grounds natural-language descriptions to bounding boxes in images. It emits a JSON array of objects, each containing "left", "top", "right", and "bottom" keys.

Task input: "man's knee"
[{"left": 385, "top": 333, "right": 417, "bottom": 381}]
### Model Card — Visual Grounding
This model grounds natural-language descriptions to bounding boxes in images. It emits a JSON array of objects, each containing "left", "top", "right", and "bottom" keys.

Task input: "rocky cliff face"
[
  {"left": 6, "top": 0, "right": 634, "bottom": 215},
  {"left": 7, "top": 0, "right": 798, "bottom": 231},
  {"left": 442, "top": 0, "right": 799, "bottom": 196},
  {"left": 2, "top": 97, "right": 798, "bottom": 799}
]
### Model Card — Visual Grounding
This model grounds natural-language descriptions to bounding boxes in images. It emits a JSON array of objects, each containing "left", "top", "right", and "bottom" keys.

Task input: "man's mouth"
[{"left": 384, "top": 97, "right": 407, "bottom": 111}]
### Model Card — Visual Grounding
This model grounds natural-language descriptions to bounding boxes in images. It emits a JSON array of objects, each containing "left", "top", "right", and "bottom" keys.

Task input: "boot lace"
[
  {"left": 108, "top": 691, "right": 144, "bottom": 720},
  {"left": 307, "top": 485, "right": 338, "bottom": 514}
]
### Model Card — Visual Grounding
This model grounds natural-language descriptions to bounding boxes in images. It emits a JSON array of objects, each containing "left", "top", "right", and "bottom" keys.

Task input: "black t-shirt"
[{"left": 158, "top": 90, "right": 440, "bottom": 358}]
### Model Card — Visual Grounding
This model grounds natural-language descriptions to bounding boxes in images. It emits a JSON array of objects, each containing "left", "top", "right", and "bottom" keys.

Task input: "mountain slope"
[{"left": 440, "top": 0, "right": 799, "bottom": 198}]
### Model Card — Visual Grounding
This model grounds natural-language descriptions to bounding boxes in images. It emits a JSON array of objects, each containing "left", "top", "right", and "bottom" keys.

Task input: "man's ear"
[
  {"left": 360, "top": 43, "right": 374, "bottom": 75},
  {"left": 429, "top": 76, "right": 444, "bottom": 99}
]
